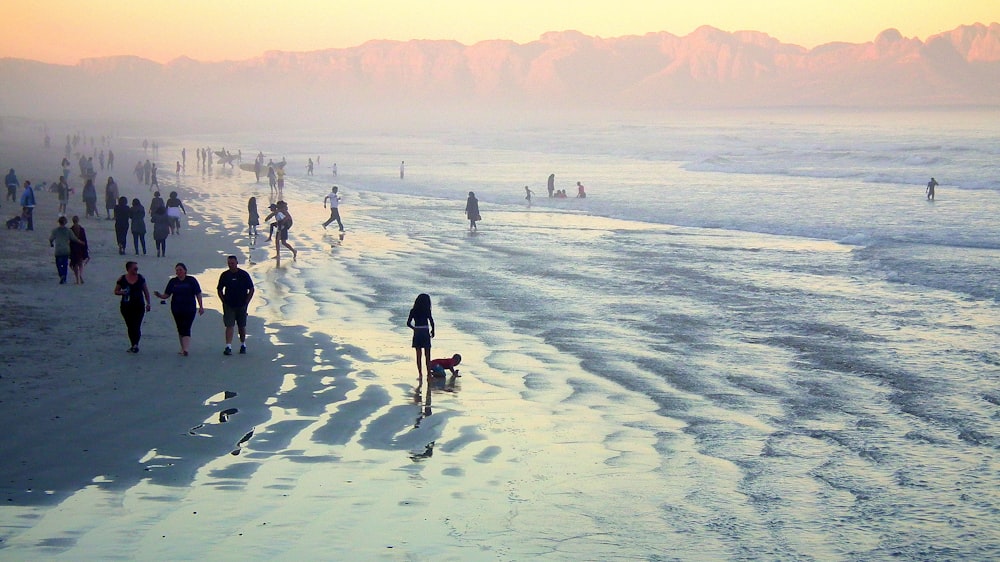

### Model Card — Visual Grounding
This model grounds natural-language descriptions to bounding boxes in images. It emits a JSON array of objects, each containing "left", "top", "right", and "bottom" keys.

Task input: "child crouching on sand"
[{"left": 429, "top": 354, "right": 462, "bottom": 377}]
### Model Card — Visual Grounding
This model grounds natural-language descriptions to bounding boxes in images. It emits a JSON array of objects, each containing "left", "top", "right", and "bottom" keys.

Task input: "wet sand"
[{"left": 0, "top": 126, "right": 684, "bottom": 560}]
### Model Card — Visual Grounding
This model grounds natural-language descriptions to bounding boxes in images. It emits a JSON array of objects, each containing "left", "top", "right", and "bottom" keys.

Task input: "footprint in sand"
[{"left": 474, "top": 445, "right": 502, "bottom": 463}]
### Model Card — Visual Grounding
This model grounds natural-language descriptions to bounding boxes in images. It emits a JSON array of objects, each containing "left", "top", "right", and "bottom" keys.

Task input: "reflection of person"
[
  {"left": 217, "top": 255, "right": 255, "bottom": 355},
  {"left": 49, "top": 216, "right": 82, "bottom": 284},
  {"left": 926, "top": 177, "right": 938, "bottom": 201},
  {"left": 465, "top": 191, "right": 481, "bottom": 231},
  {"left": 406, "top": 293, "right": 435, "bottom": 381},
  {"left": 154, "top": 263, "right": 205, "bottom": 356},
  {"left": 69, "top": 215, "right": 89, "bottom": 284},
  {"left": 322, "top": 186, "right": 345, "bottom": 231},
  {"left": 114, "top": 261, "right": 151, "bottom": 353}
]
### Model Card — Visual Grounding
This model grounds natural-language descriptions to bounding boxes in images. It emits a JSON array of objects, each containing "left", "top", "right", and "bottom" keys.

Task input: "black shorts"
[
  {"left": 223, "top": 303, "right": 248, "bottom": 328},
  {"left": 412, "top": 329, "right": 431, "bottom": 349}
]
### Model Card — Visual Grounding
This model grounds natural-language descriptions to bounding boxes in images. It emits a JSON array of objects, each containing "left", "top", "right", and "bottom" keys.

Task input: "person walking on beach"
[
  {"left": 150, "top": 206, "right": 170, "bottom": 257},
  {"left": 406, "top": 293, "right": 435, "bottom": 382},
  {"left": 69, "top": 215, "right": 89, "bottom": 284},
  {"left": 547, "top": 173, "right": 555, "bottom": 198},
  {"left": 247, "top": 196, "right": 260, "bottom": 239},
  {"left": 217, "top": 255, "right": 255, "bottom": 355},
  {"left": 150, "top": 164, "right": 158, "bottom": 190},
  {"left": 149, "top": 191, "right": 165, "bottom": 216},
  {"left": 113, "top": 196, "right": 130, "bottom": 255},
  {"left": 465, "top": 191, "right": 481, "bottom": 231},
  {"left": 322, "top": 186, "right": 345, "bottom": 231},
  {"left": 154, "top": 263, "right": 204, "bottom": 356},
  {"left": 82, "top": 178, "right": 98, "bottom": 218},
  {"left": 524, "top": 185, "right": 534, "bottom": 207},
  {"left": 56, "top": 176, "right": 70, "bottom": 216},
  {"left": 6, "top": 168, "right": 19, "bottom": 201},
  {"left": 165, "top": 191, "right": 185, "bottom": 234},
  {"left": 400, "top": 161, "right": 405, "bottom": 179},
  {"left": 926, "top": 177, "right": 938, "bottom": 201},
  {"left": 307, "top": 158, "right": 314, "bottom": 175},
  {"left": 48, "top": 216, "right": 82, "bottom": 284},
  {"left": 273, "top": 201, "right": 297, "bottom": 260},
  {"left": 19, "top": 181, "right": 36, "bottom": 231},
  {"left": 114, "top": 261, "right": 151, "bottom": 353},
  {"left": 129, "top": 198, "right": 147, "bottom": 255},
  {"left": 107, "top": 150, "right": 114, "bottom": 171},
  {"left": 576, "top": 181, "right": 587, "bottom": 198},
  {"left": 104, "top": 177, "right": 119, "bottom": 220}
]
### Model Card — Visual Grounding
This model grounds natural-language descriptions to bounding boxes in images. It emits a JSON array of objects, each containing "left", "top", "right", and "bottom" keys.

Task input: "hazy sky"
[{"left": 4, "top": 0, "right": 998, "bottom": 65}]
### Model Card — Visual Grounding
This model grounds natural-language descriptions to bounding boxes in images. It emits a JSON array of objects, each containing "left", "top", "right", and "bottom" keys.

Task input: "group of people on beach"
[{"left": 112, "top": 255, "right": 254, "bottom": 357}]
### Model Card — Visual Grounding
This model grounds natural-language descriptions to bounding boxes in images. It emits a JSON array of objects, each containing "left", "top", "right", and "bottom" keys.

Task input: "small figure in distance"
[
  {"left": 429, "top": 353, "right": 462, "bottom": 378},
  {"left": 926, "top": 177, "right": 938, "bottom": 201},
  {"left": 524, "top": 185, "right": 533, "bottom": 207},
  {"left": 465, "top": 191, "right": 480, "bottom": 231},
  {"left": 576, "top": 181, "right": 586, "bottom": 198}
]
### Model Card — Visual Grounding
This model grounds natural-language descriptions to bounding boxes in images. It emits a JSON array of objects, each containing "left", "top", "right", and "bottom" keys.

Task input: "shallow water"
[{"left": 6, "top": 109, "right": 1000, "bottom": 559}]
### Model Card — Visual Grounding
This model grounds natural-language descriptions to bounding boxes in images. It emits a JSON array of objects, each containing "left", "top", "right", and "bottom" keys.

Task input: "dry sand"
[{"left": 0, "top": 131, "right": 282, "bottom": 503}]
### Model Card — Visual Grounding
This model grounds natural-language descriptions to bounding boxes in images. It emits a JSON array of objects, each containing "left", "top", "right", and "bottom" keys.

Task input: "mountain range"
[{"left": 1, "top": 23, "right": 998, "bottom": 130}]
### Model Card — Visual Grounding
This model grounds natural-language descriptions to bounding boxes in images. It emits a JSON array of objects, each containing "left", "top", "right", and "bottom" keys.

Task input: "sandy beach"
[
  {"left": 0, "top": 125, "right": 669, "bottom": 560},
  {"left": 3, "top": 114, "right": 1000, "bottom": 560},
  {"left": 0, "top": 131, "right": 282, "bottom": 500}
]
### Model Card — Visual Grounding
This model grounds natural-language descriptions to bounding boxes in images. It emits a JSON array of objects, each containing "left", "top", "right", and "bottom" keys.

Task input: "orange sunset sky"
[{"left": 3, "top": 0, "right": 998, "bottom": 65}]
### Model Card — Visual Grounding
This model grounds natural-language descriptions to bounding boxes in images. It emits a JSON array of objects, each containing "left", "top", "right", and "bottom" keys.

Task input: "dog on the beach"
[{"left": 5, "top": 216, "right": 21, "bottom": 230}]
